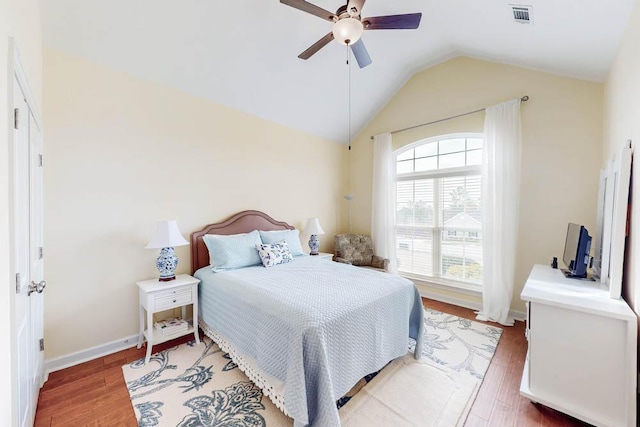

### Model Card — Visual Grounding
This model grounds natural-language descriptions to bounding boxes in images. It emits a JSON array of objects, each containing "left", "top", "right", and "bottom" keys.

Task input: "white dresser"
[{"left": 520, "top": 264, "right": 637, "bottom": 427}]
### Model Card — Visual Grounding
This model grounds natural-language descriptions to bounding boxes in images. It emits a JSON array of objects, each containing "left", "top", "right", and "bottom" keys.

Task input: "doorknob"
[{"left": 28, "top": 280, "right": 46, "bottom": 296}]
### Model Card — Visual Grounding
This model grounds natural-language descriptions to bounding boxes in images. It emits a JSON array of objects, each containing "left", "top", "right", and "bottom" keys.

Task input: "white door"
[
  {"left": 29, "top": 109, "right": 45, "bottom": 397},
  {"left": 12, "top": 62, "right": 45, "bottom": 427},
  {"left": 13, "top": 76, "right": 33, "bottom": 427}
]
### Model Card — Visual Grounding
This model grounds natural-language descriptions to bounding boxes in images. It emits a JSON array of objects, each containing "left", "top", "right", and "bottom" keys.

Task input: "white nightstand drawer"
[
  {"left": 155, "top": 287, "right": 192, "bottom": 300},
  {"left": 155, "top": 289, "right": 192, "bottom": 310}
]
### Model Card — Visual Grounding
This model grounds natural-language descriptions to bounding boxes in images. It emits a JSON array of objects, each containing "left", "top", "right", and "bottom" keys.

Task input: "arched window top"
[{"left": 396, "top": 133, "right": 483, "bottom": 175}]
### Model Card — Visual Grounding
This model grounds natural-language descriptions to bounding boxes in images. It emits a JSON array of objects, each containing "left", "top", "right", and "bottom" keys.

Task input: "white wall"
[
  {"left": 43, "top": 48, "right": 347, "bottom": 360},
  {"left": 0, "top": 3, "right": 11, "bottom": 418},
  {"left": 0, "top": 8, "right": 11, "bottom": 420},
  {"left": 0, "top": 0, "right": 42, "bottom": 424},
  {"left": 603, "top": 1, "right": 640, "bottom": 319},
  {"left": 349, "top": 56, "right": 604, "bottom": 313}
]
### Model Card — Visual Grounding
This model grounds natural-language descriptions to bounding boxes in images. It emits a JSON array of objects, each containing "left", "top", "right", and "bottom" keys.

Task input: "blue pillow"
[
  {"left": 259, "top": 229, "right": 304, "bottom": 256},
  {"left": 203, "top": 230, "right": 262, "bottom": 272}
]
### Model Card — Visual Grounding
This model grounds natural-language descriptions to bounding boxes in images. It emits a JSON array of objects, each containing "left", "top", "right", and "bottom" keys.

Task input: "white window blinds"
[{"left": 396, "top": 135, "right": 483, "bottom": 286}]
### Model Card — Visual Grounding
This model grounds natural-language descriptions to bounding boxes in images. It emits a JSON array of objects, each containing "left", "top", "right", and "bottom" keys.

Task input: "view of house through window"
[{"left": 395, "top": 134, "right": 483, "bottom": 286}]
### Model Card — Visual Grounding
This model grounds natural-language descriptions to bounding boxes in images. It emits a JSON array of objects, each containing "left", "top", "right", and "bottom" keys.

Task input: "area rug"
[{"left": 122, "top": 309, "right": 502, "bottom": 426}]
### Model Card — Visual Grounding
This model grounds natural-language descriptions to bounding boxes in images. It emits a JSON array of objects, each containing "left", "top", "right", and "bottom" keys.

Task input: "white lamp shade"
[
  {"left": 332, "top": 18, "right": 364, "bottom": 45},
  {"left": 303, "top": 218, "right": 325, "bottom": 235},
  {"left": 146, "top": 220, "right": 189, "bottom": 248}
]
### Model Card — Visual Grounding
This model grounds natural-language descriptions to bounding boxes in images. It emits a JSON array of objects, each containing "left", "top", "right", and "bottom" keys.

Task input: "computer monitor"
[{"left": 562, "top": 223, "right": 591, "bottom": 278}]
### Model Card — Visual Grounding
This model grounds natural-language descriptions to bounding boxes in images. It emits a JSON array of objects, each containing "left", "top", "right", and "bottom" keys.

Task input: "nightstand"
[
  {"left": 308, "top": 252, "right": 333, "bottom": 260},
  {"left": 136, "top": 274, "right": 201, "bottom": 364}
]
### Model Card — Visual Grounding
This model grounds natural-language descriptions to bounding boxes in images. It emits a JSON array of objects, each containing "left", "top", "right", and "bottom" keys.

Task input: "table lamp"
[
  {"left": 303, "top": 218, "right": 325, "bottom": 255},
  {"left": 146, "top": 220, "right": 189, "bottom": 281}
]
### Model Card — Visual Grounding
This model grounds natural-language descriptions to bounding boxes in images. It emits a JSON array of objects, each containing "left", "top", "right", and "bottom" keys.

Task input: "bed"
[{"left": 191, "top": 210, "right": 424, "bottom": 427}]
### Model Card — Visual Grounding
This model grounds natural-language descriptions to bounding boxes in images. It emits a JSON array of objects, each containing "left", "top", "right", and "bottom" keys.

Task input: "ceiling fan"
[{"left": 280, "top": 0, "right": 422, "bottom": 68}]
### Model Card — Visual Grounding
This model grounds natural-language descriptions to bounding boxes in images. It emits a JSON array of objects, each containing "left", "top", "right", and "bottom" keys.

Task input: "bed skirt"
[{"left": 198, "top": 317, "right": 291, "bottom": 418}]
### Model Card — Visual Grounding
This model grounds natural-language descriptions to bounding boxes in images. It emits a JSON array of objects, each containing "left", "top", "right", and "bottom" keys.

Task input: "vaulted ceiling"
[{"left": 40, "top": 0, "right": 635, "bottom": 142}]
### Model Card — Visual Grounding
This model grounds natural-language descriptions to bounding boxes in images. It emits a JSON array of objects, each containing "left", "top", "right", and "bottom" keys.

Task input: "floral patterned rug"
[
  {"left": 411, "top": 308, "right": 503, "bottom": 380},
  {"left": 122, "top": 309, "right": 502, "bottom": 426}
]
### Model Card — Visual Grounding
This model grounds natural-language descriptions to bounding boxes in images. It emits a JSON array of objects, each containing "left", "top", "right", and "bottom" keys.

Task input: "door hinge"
[
  {"left": 38, "top": 247, "right": 43, "bottom": 259},
  {"left": 39, "top": 338, "right": 44, "bottom": 352},
  {"left": 14, "top": 108, "right": 19, "bottom": 129},
  {"left": 38, "top": 154, "right": 43, "bottom": 167},
  {"left": 15, "top": 273, "right": 21, "bottom": 294}
]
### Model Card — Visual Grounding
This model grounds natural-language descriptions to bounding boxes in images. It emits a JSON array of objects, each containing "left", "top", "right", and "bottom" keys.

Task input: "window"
[{"left": 395, "top": 134, "right": 483, "bottom": 286}]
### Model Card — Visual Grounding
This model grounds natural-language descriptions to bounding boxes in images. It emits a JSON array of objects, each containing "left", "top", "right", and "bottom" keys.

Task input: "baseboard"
[
  {"left": 510, "top": 309, "right": 527, "bottom": 322},
  {"left": 44, "top": 333, "right": 139, "bottom": 381},
  {"left": 419, "top": 288, "right": 526, "bottom": 323}
]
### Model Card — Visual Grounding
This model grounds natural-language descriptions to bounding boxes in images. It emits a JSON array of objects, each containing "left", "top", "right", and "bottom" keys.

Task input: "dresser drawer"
[{"left": 154, "top": 288, "right": 192, "bottom": 310}]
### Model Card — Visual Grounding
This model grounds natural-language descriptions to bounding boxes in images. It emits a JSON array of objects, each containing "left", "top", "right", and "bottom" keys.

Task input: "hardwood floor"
[{"left": 34, "top": 299, "right": 590, "bottom": 426}]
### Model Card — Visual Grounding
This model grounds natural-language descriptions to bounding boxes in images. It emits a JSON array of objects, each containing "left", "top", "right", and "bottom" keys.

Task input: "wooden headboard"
[{"left": 190, "top": 210, "right": 294, "bottom": 274}]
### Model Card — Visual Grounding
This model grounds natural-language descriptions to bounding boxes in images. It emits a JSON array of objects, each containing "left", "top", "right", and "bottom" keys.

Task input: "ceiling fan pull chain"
[
  {"left": 346, "top": 42, "right": 349, "bottom": 65},
  {"left": 348, "top": 44, "right": 352, "bottom": 151}
]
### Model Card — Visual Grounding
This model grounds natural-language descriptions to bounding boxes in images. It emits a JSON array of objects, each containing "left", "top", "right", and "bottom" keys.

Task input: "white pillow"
[
  {"left": 203, "top": 230, "right": 262, "bottom": 272},
  {"left": 259, "top": 229, "right": 304, "bottom": 256},
  {"left": 256, "top": 240, "right": 294, "bottom": 268}
]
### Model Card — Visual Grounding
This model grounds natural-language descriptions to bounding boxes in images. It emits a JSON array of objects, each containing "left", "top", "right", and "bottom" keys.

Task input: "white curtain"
[
  {"left": 371, "top": 133, "right": 398, "bottom": 274},
  {"left": 476, "top": 99, "right": 522, "bottom": 326}
]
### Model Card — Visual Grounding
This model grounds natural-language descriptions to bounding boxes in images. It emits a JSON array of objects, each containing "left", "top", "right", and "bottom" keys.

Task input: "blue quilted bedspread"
[{"left": 195, "top": 256, "right": 424, "bottom": 427}]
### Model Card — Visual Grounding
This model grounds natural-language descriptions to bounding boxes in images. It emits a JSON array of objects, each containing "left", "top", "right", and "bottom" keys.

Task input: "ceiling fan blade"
[
  {"left": 362, "top": 13, "right": 422, "bottom": 30},
  {"left": 347, "top": 0, "right": 366, "bottom": 17},
  {"left": 350, "top": 39, "right": 372, "bottom": 68},
  {"left": 299, "top": 32, "right": 335, "bottom": 60},
  {"left": 280, "top": 0, "right": 336, "bottom": 22}
]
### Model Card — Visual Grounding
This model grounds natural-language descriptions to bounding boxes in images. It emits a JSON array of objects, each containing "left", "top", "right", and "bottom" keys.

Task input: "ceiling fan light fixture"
[{"left": 332, "top": 18, "right": 364, "bottom": 45}]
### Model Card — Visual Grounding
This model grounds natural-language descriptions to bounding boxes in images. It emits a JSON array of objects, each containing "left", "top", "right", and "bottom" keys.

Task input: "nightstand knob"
[{"left": 173, "top": 299, "right": 177, "bottom": 303}]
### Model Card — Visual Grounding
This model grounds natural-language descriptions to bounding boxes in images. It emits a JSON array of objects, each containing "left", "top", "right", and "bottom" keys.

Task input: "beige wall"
[
  {"left": 603, "top": 1, "right": 640, "bottom": 316},
  {"left": 349, "top": 56, "right": 604, "bottom": 313},
  {"left": 43, "top": 48, "right": 347, "bottom": 360},
  {"left": 0, "top": 0, "right": 42, "bottom": 423}
]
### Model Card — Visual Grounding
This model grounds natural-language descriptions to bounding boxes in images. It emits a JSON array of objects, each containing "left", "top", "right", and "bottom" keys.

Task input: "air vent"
[{"left": 510, "top": 5, "right": 533, "bottom": 24}]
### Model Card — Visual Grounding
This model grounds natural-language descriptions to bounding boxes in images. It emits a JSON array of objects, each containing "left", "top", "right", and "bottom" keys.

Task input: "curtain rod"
[{"left": 369, "top": 96, "right": 529, "bottom": 140}]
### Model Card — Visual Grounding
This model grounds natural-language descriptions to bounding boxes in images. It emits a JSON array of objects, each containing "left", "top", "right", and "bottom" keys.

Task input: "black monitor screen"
[{"left": 563, "top": 222, "right": 592, "bottom": 278}]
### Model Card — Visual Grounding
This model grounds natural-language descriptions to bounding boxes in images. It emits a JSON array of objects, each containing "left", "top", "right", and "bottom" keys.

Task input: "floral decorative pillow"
[{"left": 256, "top": 240, "right": 294, "bottom": 268}]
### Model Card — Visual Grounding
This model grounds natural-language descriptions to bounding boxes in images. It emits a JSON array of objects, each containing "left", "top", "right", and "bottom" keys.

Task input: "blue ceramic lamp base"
[
  {"left": 156, "top": 246, "right": 179, "bottom": 281},
  {"left": 308, "top": 235, "right": 320, "bottom": 256}
]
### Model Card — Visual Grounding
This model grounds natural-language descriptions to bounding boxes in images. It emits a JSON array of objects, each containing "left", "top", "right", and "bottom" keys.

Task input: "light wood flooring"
[{"left": 34, "top": 299, "right": 589, "bottom": 426}]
